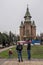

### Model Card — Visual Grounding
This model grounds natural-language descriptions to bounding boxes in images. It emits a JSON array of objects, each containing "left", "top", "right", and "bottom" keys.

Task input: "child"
[{"left": 9, "top": 49, "right": 13, "bottom": 58}]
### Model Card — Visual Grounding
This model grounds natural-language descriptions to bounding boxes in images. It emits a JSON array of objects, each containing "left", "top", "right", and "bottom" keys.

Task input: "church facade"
[{"left": 20, "top": 6, "right": 36, "bottom": 40}]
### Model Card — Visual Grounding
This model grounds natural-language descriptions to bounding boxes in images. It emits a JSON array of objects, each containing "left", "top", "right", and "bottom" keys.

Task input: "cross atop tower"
[{"left": 27, "top": 4, "right": 28, "bottom": 8}]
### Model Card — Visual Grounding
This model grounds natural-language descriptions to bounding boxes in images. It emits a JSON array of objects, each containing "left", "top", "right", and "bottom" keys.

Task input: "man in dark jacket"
[
  {"left": 27, "top": 39, "right": 31, "bottom": 60},
  {"left": 16, "top": 43, "right": 23, "bottom": 62}
]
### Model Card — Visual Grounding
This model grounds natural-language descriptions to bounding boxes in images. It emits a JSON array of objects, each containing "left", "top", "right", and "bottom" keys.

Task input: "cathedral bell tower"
[{"left": 24, "top": 5, "right": 32, "bottom": 40}]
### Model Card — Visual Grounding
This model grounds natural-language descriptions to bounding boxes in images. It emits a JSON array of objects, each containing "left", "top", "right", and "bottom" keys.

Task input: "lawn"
[{"left": 0, "top": 45, "right": 43, "bottom": 59}]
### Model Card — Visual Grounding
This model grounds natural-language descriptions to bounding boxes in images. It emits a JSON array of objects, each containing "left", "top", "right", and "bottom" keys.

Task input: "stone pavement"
[{"left": 0, "top": 59, "right": 43, "bottom": 65}]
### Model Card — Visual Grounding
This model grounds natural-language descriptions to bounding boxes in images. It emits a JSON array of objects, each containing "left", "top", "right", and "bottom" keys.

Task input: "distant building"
[
  {"left": 40, "top": 33, "right": 43, "bottom": 38},
  {"left": 20, "top": 6, "right": 36, "bottom": 40},
  {"left": 40, "top": 33, "right": 43, "bottom": 44}
]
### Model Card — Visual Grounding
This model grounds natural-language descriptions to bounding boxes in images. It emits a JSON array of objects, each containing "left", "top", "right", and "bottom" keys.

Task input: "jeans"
[
  {"left": 27, "top": 50, "right": 31, "bottom": 60},
  {"left": 17, "top": 51, "right": 23, "bottom": 61},
  {"left": 9, "top": 54, "right": 12, "bottom": 58}
]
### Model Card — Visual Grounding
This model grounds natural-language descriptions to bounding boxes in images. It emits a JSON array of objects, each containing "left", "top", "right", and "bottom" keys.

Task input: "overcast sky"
[{"left": 0, "top": 0, "right": 43, "bottom": 35}]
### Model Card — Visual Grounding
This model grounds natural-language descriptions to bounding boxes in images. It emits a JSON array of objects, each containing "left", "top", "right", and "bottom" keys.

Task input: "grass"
[
  {"left": 31, "top": 45, "right": 43, "bottom": 59},
  {"left": 0, "top": 45, "right": 43, "bottom": 59}
]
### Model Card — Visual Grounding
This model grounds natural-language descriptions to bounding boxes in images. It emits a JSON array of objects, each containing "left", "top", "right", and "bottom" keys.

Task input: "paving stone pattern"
[{"left": 0, "top": 59, "right": 43, "bottom": 65}]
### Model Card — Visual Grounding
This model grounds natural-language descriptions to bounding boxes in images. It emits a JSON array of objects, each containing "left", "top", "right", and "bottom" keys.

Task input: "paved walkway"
[
  {"left": 0, "top": 46, "right": 15, "bottom": 53},
  {"left": 0, "top": 59, "right": 43, "bottom": 65}
]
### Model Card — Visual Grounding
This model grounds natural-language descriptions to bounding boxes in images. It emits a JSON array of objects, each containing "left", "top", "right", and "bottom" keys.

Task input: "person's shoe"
[
  {"left": 21, "top": 60, "right": 23, "bottom": 62},
  {"left": 18, "top": 60, "right": 20, "bottom": 62},
  {"left": 28, "top": 58, "right": 31, "bottom": 61}
]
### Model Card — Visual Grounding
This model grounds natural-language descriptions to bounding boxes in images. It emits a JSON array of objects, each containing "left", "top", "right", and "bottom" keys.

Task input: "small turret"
[
  {"left": 20, "top": 21, "right": 24, "bottom": 28},
  {"left": 32, "top": 21, "right": 36, "bottom": 27}
]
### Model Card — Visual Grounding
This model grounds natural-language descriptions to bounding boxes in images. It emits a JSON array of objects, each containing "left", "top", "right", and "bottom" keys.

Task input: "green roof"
[{"left": 24, "top": 6, "right": 31, "bottom": 18}]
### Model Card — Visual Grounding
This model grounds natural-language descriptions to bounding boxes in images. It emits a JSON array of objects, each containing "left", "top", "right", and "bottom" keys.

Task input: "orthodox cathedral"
[{"left": 20, "top": 6, "right": 36, "bottom": 40}]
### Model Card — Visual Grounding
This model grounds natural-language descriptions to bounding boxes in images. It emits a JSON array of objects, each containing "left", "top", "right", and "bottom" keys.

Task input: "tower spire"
[
  {"left": 24, "top": 5, "right": 31, "bottom": 18},
  {"left": 24, "top": 5, "right": 32, "bottom": 22},
  {"left": 27, "top": 4, "right": 28, "bottom": 9},
  {"left": 26, "top": 4, "right": 29, "bottom": 16}
]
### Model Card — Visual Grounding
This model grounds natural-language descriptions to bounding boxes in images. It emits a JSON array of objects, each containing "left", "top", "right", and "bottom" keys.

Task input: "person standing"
[
  {"left": 27, "top": 39, "right": 31, "bottom": 60},
  {"left": 16, "top": 43, "right": 23, "bottom": 62}
]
